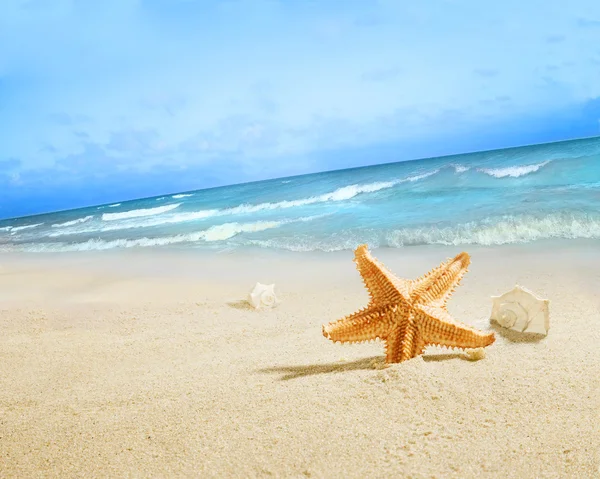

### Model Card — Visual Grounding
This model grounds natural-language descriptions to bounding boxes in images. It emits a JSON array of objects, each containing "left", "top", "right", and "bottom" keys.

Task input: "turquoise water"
[{"left": 1, "top": 136, "right": 600, "bottom": 253}]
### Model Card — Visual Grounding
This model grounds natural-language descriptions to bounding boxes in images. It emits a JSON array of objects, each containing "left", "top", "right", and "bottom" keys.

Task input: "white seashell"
[
  {"left": 248, "top": 282, "right": 280, "bottom": 309},
  {"left": 490, "top": 285, "right": 549, "bottom": 335}
]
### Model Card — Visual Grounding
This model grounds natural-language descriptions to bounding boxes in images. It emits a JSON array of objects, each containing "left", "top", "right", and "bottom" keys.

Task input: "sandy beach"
[{"left": 1, "top": 241, "right": 599, "bottom": 478}]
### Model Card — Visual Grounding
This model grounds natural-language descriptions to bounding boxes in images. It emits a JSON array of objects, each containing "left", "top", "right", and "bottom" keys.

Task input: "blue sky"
[{"left": 1, "top": 0, "right": 600, "bottom": 218}]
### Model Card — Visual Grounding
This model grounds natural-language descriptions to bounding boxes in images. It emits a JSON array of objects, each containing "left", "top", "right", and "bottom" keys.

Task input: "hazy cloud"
[
  {"left": 361, "top": 66, "right": 403, "bottom": 83},
  {"left": 73, "top": 131, "right": 90, "bottom": 140},
  {"left": 139, "top": 94, "right": 188, "bottom": 117},
  {"left": 473, "top": 69, "right": 499, "bottom": 78},
  {"left": 576, "top": 18, "right": 600, "bottom": 28},
  {"left": 0, "top": 157, "right": 21, "bottom": 171},
  {"left": 47, "top": 112, "right": 74, "bottom": 125},
  {"left": 106, "top": 129, "right": 162, "bottom": 156}
]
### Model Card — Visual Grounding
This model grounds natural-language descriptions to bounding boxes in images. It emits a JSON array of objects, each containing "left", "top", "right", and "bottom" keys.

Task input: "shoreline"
[
  {"left": 1, "top": 240, "right": 598, "bottom": 477},
  {"left": 2, "top": 236, "right": 598, "bottom": 268}
]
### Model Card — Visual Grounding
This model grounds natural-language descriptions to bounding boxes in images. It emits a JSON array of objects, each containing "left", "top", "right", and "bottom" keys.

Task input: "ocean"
[{"left": 1, "top": 137, "right": 600, "bottom": 254}]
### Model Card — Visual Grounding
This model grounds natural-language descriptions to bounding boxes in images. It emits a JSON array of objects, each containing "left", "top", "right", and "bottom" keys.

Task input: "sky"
[{"left": 1, "top": 0, "right": 600, "bottom": 219}]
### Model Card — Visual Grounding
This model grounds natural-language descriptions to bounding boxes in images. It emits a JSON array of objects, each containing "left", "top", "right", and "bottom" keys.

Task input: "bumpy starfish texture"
[{"left": 322, "top": 244, "right": 495, "bottom": 363}]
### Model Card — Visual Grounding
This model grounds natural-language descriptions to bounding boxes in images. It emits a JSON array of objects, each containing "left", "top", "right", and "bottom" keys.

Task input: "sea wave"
[
  {"left": 47, "top": 208, "right": 220, "bottom": 237},
  {"left": 47, "top": 171, "right": 442, "bottom": 237},
  {"left": 451, "top": 164, "right": 470, "bottom": 173},
  {"left": 97, "top": 203, "right": 121, "bottom": 210},
  {"left": 167, "top": 171, "right": 438, "bottom": 215},
  {"left": 51, "top": 216, "right": 93, "bottom": 228},
  {"left": 10, "top": 223, "right": 44, "bottom": 234},
  {"left": 243, "top": 212, "right": 600, "bottom": 251},
  {"left": 556, "top": 181, "right": 600, "bottom": 191},
  {"left": 385, "top": 211, "right": 599, "bottom": 246},
  {"left": 101, "top": 203, "right": 181, "bottom": 221},
  {"left": 477, "top": 160, "right": 551, "bottom": 178},
  {"left": 17, "top": 215, "right": 324, "bottom": 252},
  {"left": 172, "top": 193, "right": 194, "bottom": 199}
]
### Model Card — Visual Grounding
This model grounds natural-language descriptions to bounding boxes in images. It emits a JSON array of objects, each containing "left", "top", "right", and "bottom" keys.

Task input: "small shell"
[
  {"left": 490, "top": 285, "right": 549, "bottom": 335},
  {"left": 464, "top": 348, "right": 486, "bottom": 361},
  {"left": 248, "top": 282, "right": 280, "bottom": 309}
]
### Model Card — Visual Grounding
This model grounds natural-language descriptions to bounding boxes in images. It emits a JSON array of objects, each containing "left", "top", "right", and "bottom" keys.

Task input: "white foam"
[
  {"left": 243, "top": 212, "right": 600, "bottom": 251},
  {"left": 98, "top": 203, "right": 121, "bottom": 210},
  {"left": 558, "top": 181, "right": 600, "bottom": 191},
  {"left": 48, "top": 171, "right": 441, "bottom": 236},
  {"left": 386, "top": 212, "right": 600, "bottom": 247},
  {"left": 51, "top": 216, "right": 93, "bottom": 228},
  {"left": 478, "top": 160, "right": 551, "bottom": 178},
  {"left": 451, "top": 164, "right": 470, "bottom": 173},
  {"left": 202, "top": 220, "right": 283, "bottom": 241},
  {"left": 102, "top": 203, "right": 181, "bottom": 221},
  {"left": 10, "top": 223, "right": 43, "bottom": 234},
  {"left": 24, "top": 215, "right": 324, "bottom": 252},
  {"left": 0, "top": 226, "right": 12, "bottom": 232},
  {"left": 206, "top": 171, "right": 438, "bottom": 216},
  {"left": 48, "top": 208, "right": 222, "bottom": 237},
  {"left": 210, "top": 171, "right": 439, "bottom": 215},
  {"left": 172, "top": 193, "right": 194, "bottom": 199},
  {"left": 404, "top": 170, "right": 440, "bottom": 182}
]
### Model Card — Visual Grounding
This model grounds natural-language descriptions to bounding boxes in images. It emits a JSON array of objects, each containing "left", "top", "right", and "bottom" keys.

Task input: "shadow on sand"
[
  {"left": 258, "top": 350, "right": 475, "bottom": 380},
  {"left": 227, "top": 300, "right": 255, "bottom": 311},
  {"left": 490, "top": 321, "right": 548, "bottom": 343},
  {"left": 422, "top": 352, "right": 472, "bottom": 362},
  {"left": 258, "top": 356, "right": 384, "bottom": 381}
]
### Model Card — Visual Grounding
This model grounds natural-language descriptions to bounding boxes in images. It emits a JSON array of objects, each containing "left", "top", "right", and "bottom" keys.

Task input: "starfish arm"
[
  {"left": 416, "top": 304, "right": 495, "bottom": 350},
  {"left": 410, "top": 252, "right": 471, "bottom": 306},
  {"left": 322, "top": 305, "right": 393, "bottom": 344},
  {"left": 354, "top": 244, "right": 411, "bottom": 303}
]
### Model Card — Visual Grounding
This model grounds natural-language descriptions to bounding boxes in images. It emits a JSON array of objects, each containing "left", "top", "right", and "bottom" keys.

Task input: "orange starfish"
[{"left": 322, "top": 245, "right": 495, "bottom": 363}]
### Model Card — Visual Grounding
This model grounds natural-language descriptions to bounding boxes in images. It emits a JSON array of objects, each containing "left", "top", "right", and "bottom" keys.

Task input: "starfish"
[{"left": 322, "top": 245, "right": 495, "bottom": 363}]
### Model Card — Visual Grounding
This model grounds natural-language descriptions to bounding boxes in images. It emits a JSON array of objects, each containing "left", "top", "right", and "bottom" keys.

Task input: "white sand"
[{"left": 0, "top": 241, "right": 599, "bottom": 478}]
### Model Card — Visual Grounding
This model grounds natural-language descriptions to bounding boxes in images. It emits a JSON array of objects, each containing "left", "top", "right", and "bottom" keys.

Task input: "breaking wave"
[
  {"left": 213, "top": 171, "right": 438, "bottom": 216},
  {"left": 477, "top": 160, "right": 551, "bottom": 178},
  {"left": 2, "top": 140, "right": 598, "bottom": 254},
  {"left": 16, "top": 215, "right": 324, "bottom": 252},
  {"left": 10, "top": 223, "right": 44, "bottom": 234},
  {"left": 97, "top": 203, "right": 121, "bottom": 210},
  {"left": 101, "top": 203, "right": 181, "bottom": 221},
  {"left": 52, "top": 216, "right": 93, "bottom": 228},
  {"left": 385, "top": 211, "right": 600, "bottom": 246},
  {"left": 46, "top": 172, "right": 442, "bottom": 237},
  {"left": 243, "top": 212, "right": 600, "bottom": 252},
  {"left": 451, "top": 164, "right": 470, "bottom": 173},
  {"left": 173, "top": 171, "right": 437, "bottom": 215}
]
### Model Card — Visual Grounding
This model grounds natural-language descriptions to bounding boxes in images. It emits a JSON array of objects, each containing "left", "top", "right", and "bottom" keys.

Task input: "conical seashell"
[
  {"left": 490, "top": 285, "right": 549, "bottom": 335},
  {"left": 248, "top": 282, "right": 280, "bottom": 309}
]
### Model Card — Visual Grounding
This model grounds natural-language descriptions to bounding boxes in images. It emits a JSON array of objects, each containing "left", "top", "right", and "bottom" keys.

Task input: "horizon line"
[{"left": 2, "top": 133, "right": 599, "bottom": 223}]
